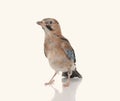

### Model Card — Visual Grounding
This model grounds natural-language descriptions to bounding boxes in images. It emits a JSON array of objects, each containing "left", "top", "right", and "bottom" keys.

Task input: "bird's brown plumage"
[{"left": 37, "top": 18, "right": 82, "bottom": 87}]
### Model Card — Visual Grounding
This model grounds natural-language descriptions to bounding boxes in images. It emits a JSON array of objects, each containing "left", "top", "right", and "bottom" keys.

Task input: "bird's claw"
[{"left": 63, "top": 82, "right": 70, "bottom": 87}]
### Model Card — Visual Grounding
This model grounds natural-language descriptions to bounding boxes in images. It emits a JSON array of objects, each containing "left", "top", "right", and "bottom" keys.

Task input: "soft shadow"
[{"left": 51, "top": 78, "right": 82, "bottom": 101}]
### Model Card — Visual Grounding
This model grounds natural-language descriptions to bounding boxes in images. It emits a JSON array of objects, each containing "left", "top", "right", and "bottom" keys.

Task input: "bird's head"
[{"left": 37, "top": 18, "right": 62, "bottom": 35}]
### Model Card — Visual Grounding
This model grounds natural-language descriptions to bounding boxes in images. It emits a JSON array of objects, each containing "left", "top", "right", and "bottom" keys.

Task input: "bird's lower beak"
[{"left": 36, "top": 21, "right": 42, "bottom": 25}]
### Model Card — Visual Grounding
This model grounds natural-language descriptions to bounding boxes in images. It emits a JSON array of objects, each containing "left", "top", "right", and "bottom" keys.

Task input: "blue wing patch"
[{"left": 64, "top": 49, "right": 76, "bottom": 63}]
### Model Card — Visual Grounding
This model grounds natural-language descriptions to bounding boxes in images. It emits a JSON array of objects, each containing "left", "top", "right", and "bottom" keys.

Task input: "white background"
[{"left": 0, "top": 0, "right": 120, "bottom": 101}]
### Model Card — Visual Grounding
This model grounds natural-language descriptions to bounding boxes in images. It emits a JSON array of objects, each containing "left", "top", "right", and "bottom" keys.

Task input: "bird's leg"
[
  {"left": 45, "top": 72, "right": 57, "bottom": 85},
  {"left": 63, "top": 71, "right": 72, "bottom": 87}
]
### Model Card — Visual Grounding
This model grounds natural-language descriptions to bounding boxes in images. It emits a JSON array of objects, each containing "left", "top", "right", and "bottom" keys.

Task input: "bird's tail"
[{"left": 62, "top": 68, "right": 82, "bottom": 78}]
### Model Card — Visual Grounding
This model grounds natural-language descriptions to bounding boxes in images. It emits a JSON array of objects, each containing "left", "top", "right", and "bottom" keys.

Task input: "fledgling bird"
[{"left": 37, "top": 18, "right": 82, "bottom": 87}]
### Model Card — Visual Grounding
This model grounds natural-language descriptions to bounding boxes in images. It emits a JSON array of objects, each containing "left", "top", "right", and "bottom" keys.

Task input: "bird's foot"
[
  {"left": 44, "top": 80, "right": 55, "bottom": 86},
  {"left": 63, "top": 82, "right": 70, "bottom": 87}
]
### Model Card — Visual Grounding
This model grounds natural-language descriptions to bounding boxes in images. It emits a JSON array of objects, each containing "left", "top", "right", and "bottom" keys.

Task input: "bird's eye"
[{"left": 50, "top": 21, "right": 53, "bottom": 24}]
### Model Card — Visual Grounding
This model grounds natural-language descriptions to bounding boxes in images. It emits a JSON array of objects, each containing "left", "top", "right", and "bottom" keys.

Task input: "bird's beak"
[{"left": 36, "top": 21, "right": 42, "bottom": 25}]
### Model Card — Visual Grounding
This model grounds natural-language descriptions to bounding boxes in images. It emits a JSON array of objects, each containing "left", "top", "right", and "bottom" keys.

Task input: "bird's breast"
[{"left": 44, "top": 41, "right": 74, "bottom": 72}]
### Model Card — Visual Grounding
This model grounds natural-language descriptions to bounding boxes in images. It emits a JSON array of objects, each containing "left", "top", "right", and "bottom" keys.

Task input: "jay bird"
[{"left": 37, "top": 18, "right": 82, "bottom": 87}]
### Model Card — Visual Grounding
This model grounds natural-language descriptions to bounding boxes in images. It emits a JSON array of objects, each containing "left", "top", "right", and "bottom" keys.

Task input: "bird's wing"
[{"left": 61, "top": 37, "right": 76, "bottom": 63}]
